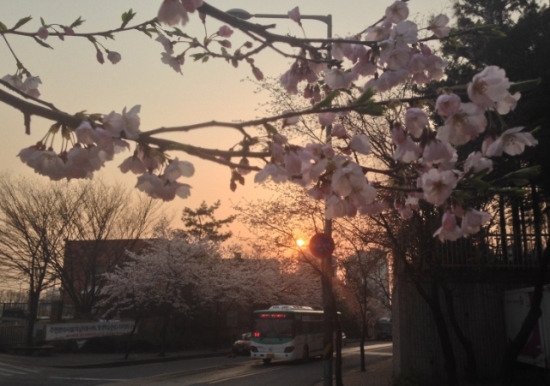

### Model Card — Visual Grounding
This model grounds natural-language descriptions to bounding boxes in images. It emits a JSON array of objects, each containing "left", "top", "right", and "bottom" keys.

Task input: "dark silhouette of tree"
[
  {"left": 433, "top": 2, "right": 550, "bottom": 384},
  {"left": 180, "top": 200, "right": 236, "bottom": 243}
]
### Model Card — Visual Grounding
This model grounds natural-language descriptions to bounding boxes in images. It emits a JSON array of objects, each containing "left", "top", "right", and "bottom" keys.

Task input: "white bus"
[{"left": 250, "top": 305, "right": 325, "bottom": 364}]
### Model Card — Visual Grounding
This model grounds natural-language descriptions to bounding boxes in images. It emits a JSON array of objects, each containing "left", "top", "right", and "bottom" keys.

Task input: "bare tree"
[
  {"left": 55, "top": 179, "right": 163, "bottom": 319},
  {"left": 0, "top": 174, "right": 162, "bottom": 345},
  {"left": 0, "top": 174, "right": 73, "bottom": 345}
]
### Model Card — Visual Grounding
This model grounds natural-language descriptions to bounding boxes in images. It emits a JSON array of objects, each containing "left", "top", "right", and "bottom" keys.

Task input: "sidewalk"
[
  {"left": 314, "top": 357, "right": 394, "bottom": 386},
  {"left": 0, "top": 348, "right": 229, "bottom": 369}
]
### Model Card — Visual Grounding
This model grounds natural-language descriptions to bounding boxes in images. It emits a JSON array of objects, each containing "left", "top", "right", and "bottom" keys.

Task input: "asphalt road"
[{"left": 0, "top": 342, "right": 392, "bottom": 385}]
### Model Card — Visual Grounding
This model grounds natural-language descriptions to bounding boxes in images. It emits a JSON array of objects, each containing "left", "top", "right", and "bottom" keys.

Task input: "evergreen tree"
[{"left": 180, "top": 200, "right": 236, "bottom": 243}]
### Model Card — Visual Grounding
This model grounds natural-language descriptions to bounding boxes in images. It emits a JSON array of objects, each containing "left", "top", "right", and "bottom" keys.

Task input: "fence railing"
[{"left": 438, "top": 233, "right": 548, "bottom": 269}]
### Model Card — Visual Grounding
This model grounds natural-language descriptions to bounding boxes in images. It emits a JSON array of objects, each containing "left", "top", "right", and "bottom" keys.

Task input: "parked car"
[{"left": 232, "top": 332, "right": 251, "bottom": 355}]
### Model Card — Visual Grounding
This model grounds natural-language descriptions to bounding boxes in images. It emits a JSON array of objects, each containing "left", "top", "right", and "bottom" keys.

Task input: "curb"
[{"left": 52, "top": 350, "right": 232, "bottom": 369}]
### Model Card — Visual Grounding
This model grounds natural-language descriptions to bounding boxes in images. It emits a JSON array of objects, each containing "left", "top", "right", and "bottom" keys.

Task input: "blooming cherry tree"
[{"left": 0, "top": 1, "right": 539, "bottom": 241}]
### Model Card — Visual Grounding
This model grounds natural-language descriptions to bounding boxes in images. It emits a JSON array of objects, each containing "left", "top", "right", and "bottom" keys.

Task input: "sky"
[{"left": 0, "top": 0, "right": 454, "bottom": 241}]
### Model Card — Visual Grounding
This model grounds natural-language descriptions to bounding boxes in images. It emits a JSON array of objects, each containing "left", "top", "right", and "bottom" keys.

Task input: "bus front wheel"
[{"left": 262, "top": 358, "right": 272, "bottom": 365}]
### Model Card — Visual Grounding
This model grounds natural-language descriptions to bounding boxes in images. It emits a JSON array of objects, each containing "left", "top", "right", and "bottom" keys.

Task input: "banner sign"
[{"left": 45, "top": 321, "right": 135, "bottom": 341}]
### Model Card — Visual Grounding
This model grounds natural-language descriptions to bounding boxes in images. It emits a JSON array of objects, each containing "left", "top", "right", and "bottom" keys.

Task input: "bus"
[{"left": 249, "top": 305, "right": 325, "bottom": 364}]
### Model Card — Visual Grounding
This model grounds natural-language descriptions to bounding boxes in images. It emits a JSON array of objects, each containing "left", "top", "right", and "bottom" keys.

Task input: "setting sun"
[{"left": 296, "top": 238, "right": 305, "bottom": 248}]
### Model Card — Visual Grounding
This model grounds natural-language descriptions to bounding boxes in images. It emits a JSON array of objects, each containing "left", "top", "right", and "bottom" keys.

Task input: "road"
[{"left": 0, "top": 342, "right": 392, "bottom": 385}]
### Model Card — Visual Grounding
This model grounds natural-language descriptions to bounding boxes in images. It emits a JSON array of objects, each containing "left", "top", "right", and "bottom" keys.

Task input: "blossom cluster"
[
  {"left": 2, "top": 73, "right": 41, "bottom": 98},
  {"left": 8, "top": 1, "right": 540, "bottom": 241},
  {"left": 17, "top": 104, "right": 195, "bottom": 200},
  {"left": 245, "top": 3, "right": 538, "bottom": 241}
]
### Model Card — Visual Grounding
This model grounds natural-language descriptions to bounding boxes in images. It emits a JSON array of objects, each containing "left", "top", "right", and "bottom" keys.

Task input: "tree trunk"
[
  {"left": 360, "top": 311, "right": 367, "bottom": 372},
  {"left": 500, "top": 243, "right": 550, "bottom": 385},
  {"left": 442, "top": 285, "right": 479, "bottom": 382},
  {"left": 124, "top": 315, "right": 141, "bottom": 360},
  {"left": 159, "top": 313, "right": 170, "bottom": 357},
  {"left": 410, "top": 275, "right": 458, "bottom": 386},
  {"left": 26, "top": 291, "right": 40, "bottom": 346},
  {"left": 428, "top": 282, "right": 458, "bottom": 386}
]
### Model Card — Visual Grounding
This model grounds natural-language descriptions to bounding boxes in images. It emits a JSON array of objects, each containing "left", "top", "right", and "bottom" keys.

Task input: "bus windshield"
[{"left": 254, "top": 313, "right": 294, "bottom": 339}]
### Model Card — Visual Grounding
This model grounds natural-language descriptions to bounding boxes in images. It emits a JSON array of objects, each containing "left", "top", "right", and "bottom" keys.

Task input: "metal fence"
[{"left": 438, "top": 233, "right": 548, "bottom": 269}]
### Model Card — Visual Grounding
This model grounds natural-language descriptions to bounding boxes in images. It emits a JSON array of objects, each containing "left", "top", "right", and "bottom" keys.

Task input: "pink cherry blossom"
[
  {"left": 319, "top": 112, "right": 337, "bottom": 126},
  {"left": 467, "top": 66, "right": 519, "bottom": 114},
  {"left": 351, "top": 53, "right": 377, "bottom": 77},
  {"left": 435, "top": 93, "right": 461, "bottom": 118},
  {"left": 163, "top": 158, "right": 195, "bottom": 181},
  {"left": 157, "top": 0, "right": 189, "bottom": 26},
  {"left": 119, "top": 154, "right": 147, "bottom": 174},
  {"left": 404, "top": 108, "right": 428, "bottom": 138},
  {"left": 136, "top": 173, "right": 191, "bottom": 201},
  {"left": 364, "top": 20, "right": 392, "bottom": 42},
  {"left": 74, "top": 121, "right": 96, "bottom": 145},
  {"left": 161, "top": 52, "right": 185, "bottom": 74},
  {"left": 331, "top": 123, "right": 347, "bottom": 139},
  {"left": 463, "top": 151, "right": 493, "bottom": 174},
  {"left": 420, "top": 168, "right": 457, "bottom": 206},
  {"left": 461, "top": 209, "right": 492, "bottom": 236},
  {"left": 181, "top": 0, "right": 203, "bottom": 13},
  {"left": 325, "top": 195, "right": 357, "bottom": 219},
  {"left": 390, "top": 20, "right": 418, "bottom": 44},
  {"left": 324, "top": 68, "right": 356, "bottom": 90},
  {"left": 156, "top": 34, "right": 173, "bottom": 54},
  {"left": 436, "top": 103, "right": 487, "bottom": 146},
  {"left": 392, "top": 127, "right": 421, "bottom": 163},
  {"left": 349, "top": 135, "right": 371, "bottom": 155},
  {"left": 433, "top": 211, "right": 463, "bottom": 241},
  {"left": 422, "top": 140, "right": 456, "bottom": 167},
  {"left": 254, "top": 164, "right": 288, "bottom": 184},
  {"left": 381, "top": 45, "right": 413, "bottom": 71},
  {"left": 283, "top": 151, "right": 302, "bottom": 176},
  {"left": 428, "top": 14, "right": 450, "bottom": 38},
  {"left": 485, "top": 127, "right": 538, "bottom": 157},
  {"left": 385, "top": 1, "right": 409, "bottom": 24},
  {"left": 331, "top": 160, "right": 365, "bottom": 197},
  {"left": 2, "top": 74, "right": 41, "bottom": 97},
  {"left": 365, "top": 68, "right": 409, "bottom": 92}
]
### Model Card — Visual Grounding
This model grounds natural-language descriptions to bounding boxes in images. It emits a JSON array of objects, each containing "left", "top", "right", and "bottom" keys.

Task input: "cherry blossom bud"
[
  {"left": 237, "top": 157, "right": 251, "bottom": 175},
  {"left": 96, "top": 50, "right": 105, "bottom": 64},
  {"left": 218, "top": 40, "right": 231, "bottom": 48},
  {"left": 252, "top": 67, "right": 264, "bottom": 81},
  {"left": 218, "top": 25, "right": 234, "bottom": 38},
  {"left": 288, "top": 7, "right": 301, "bottom": 26},
  {"left": 107, "top": 51, "right": 122, "bottom": 64},
  {"left": 37, "top": 26, "right": 49, "bottom": 40}
]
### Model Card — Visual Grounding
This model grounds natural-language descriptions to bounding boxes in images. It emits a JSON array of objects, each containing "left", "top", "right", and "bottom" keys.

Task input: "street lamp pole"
[{"left": 226, "top": 9, "right": 339, "bottom": 386}]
